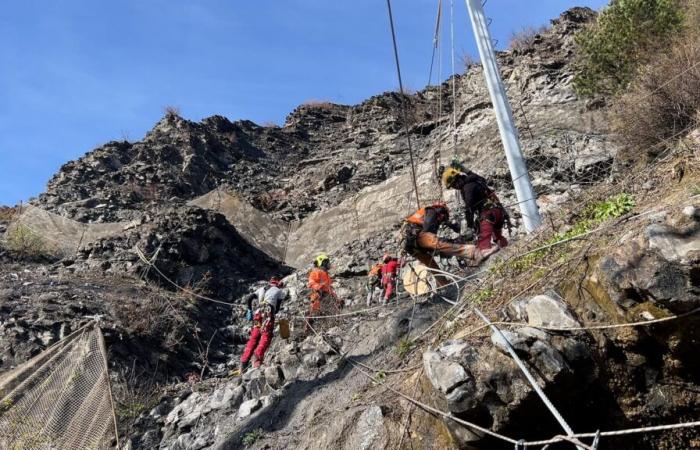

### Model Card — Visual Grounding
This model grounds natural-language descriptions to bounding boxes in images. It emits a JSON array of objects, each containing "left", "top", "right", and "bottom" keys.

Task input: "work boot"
[{"left": 473, "top": 246, "right": 499, "bottom": 265}]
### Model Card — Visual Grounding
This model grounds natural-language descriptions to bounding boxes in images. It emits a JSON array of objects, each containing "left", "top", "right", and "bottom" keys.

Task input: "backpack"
[{"left": 368, "top": 263, "right": 383, "bottom": 280}]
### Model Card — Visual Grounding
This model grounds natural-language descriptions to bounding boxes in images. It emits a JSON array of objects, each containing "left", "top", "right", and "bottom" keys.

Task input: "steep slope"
[
  {"left": 3, "top": 5, "right": 699, "bottom": 450},
  {"left": 34, "top": 7, "right": 609, "bottom": 225}
]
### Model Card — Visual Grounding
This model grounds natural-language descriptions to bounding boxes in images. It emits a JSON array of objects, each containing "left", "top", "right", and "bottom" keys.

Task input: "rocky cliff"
[{"left": 2, "top": 6, "right": 699, "bottom": 450}]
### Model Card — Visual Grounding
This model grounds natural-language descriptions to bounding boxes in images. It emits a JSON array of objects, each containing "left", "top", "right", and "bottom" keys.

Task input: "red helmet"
[
  {"left": 431, "top": 201, "right": 449, "bottom": 220},
  {"left": 431, "top": 200, "right": 448, "bottom": 210},
  {"left": 269, "top": 277, "right": 283, "bottom": 288}
]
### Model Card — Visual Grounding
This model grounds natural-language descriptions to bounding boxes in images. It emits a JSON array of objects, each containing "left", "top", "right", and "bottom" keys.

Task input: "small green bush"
[
  {"left": 395, "top": 339, "right": 414, "bottom": 359},
  {"left": 587, "top": 193, "right": 636, "bottom": 221},
  {"left": 373, "top": 371, "right": 386, "bottom": 384},
  {"left": 498, "top": 194, "right": 635, "bottom": 274},
  {"left": 242, "top": 428, "right": 265, "bottom": 447},
  {"left": 466, "top": 288, "right": 494, "bottom": 305},
  {"left": 573, "top": 0, "right": 684, "bottom": 97},
  {"left": 4, "top": 225, "right": 47, "bottom": 259}
]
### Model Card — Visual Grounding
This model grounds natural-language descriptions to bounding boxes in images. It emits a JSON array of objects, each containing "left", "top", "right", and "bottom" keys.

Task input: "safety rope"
[
  {"left": 302, "top": 317, "right": 521, "bottom": 445},
  {"left": 137, "top": 244, "right": 420, "bottom": 320},
  {"left": 449, "top": 0, "right": 459, "bottom": 156},
  {"left": 306, "top": 306, "right": 700, "bottom": 449},
  {"left": 385, "top": 0, "right": 422, "bottom": 209},
  {"left": 525, "top": 421, "right": 700, "bottom": 447},
  {"left": 473, "top": 307, "right": 587, "bottom": 449},
  {"left": 458, "top": 306, "right": 700, "bottom": 338},
  {"left": 428, "top": 0, "right": 445, "bottom": 200},
  {"left": 134, "top": 245, "right": 233, "bottom": 306},
  {"left": 427, "top": 0, "right": 442, "bottom": 89}
]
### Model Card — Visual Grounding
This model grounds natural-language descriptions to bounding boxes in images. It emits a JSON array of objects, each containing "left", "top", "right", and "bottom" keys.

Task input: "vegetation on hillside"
[
  {"left": 573, "top": 0, "right": 684, "bottom": 97},
  {"left": 574, "top": 0, "right": 700, "bottom": 155},
  {"left": 612, "top": 1, "right": 700, "bottom": 154}
]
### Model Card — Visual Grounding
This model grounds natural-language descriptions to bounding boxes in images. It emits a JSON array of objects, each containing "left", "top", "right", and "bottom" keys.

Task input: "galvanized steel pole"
[{"left": 464, "top": 0, "right": 541, "bottom": 232}]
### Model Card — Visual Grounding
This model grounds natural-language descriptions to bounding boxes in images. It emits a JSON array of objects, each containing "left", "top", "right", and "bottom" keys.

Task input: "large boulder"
[
  {"left": 509, "top": 293, "right": 581, "bottom": 328},
  {"left": 422, "top": 323, "right": 593, "bottom": 447}
]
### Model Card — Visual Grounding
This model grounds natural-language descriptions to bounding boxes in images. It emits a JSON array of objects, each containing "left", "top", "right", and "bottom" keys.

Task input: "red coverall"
[
  {"left": 241, "top": 306, "right": 274, "bottom": 368},
  {"left": 380, "top": 259, "right": 401, "bottom": 302},
  {"left": 477, "top": 207, "right": 508, "bottom": 250}
]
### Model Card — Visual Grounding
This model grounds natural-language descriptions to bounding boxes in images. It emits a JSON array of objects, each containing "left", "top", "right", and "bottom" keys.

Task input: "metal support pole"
[
  {"left": 464, "top": 0, "right": 541, "bottom": 232},
  {"left": 473, "top": 307, "right": 584, "bottom": 450}
]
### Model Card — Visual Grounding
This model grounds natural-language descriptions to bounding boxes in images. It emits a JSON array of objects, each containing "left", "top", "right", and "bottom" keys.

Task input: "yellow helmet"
[
  {"left": 314, "top": 253, "right": 330, "bottom": 268},
  {"left": 441, "top": 167, "right": 463, "bottom": 188}
]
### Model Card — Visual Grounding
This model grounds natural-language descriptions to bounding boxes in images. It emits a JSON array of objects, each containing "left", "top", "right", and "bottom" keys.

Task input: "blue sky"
[{"left": 0, "top": 0, "right": 608, "bottom": 206}]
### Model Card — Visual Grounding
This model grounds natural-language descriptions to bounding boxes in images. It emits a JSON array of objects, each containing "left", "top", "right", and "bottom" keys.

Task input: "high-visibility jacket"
[
  {"left": 405, "top": 208, "right": 427, "bottom": 226},
  {"left": 405, "top": 206, "right": 449, "bottom": 234},
  {"left": 368, "top": 263, "right": 383, "bottom": 279},
  {"left": 308, "top": 268, "right": 333, "bottom": 294}
]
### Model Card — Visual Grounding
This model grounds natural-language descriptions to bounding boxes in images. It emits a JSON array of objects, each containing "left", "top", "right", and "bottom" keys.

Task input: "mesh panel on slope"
[
  {"left": 0, "top": 322, "right": 118, "bottom": 450},
  {"left": 5, "top": 204, "right": 130, "bottom": 256}
]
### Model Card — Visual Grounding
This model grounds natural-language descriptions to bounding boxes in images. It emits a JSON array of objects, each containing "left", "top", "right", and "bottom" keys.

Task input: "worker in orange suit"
[
  {"left": 403, "top": 201, "right": 498, "bottom": 285},
  {"left": 306, "top": 253, "right": 341, "bottom": 330}
]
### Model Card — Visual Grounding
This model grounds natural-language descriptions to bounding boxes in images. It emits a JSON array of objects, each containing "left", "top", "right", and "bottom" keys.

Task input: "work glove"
[{"left": 245, "top": 309, "right": 253, "bottom": 321}]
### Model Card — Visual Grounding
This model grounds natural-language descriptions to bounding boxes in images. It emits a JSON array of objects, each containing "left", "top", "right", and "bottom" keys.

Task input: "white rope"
[
  {"left": 473, "top": 307, "right": 587, "bottom": 450},
  {"left": 302, "top": 317, "right": 520, "bottom": 445},
  {"left": 459, "top": 306, "right": 700, "bottom": 338},
  {"left": 385, "top": 0, "right": 422, "bottom": 208},
  {"left": 525, "top": 420, "right": 700, "bottom": 447}
]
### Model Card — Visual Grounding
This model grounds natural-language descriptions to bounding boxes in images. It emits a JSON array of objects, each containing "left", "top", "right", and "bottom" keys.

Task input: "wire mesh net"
[
  {"left": 3, "top": 204, "right": 130, "bottom": 258},
  {"left": 0, "top": 322, "right": 118, "bottom": 450}
]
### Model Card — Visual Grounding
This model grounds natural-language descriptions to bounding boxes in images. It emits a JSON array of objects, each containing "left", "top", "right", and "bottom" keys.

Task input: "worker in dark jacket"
[{"left": 442, "top": 167, "right": 509, "bottom": 251}]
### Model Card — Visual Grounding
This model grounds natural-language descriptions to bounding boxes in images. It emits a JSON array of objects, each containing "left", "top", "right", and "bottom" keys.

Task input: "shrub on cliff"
[
  {"left": 611, "top": 0, "right": 700, "bottom": 155},
  {"left": 573, "top": 0, "right": 684, "bottom": 97}
]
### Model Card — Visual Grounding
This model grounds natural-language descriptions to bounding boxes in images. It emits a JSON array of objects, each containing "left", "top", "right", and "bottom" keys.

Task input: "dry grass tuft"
[
  {"left": 508, "top": 25, "right": 548, "bottom": 53},
  {"left": 0, "top": 206, "right": 18, "bottom": 222},
  {"left": 612, "top": 40, "right": 700, "bottom": 158},
  {"left": 301, "top": 99, "right": 335, "bottom": 109},
  {"left": 164, "top": 105, "right": 181, "bottom": 117}
]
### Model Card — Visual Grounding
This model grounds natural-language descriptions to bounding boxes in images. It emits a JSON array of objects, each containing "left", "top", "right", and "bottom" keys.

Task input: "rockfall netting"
[
  {"left": 0, "top": 321, "right": 119, "bottom": 450},
  {"left": 5, "top": 204, "right": 131, "bottom": 257},
  {"left": 188, "top": 187, "right": 291, "bottom": 261}
]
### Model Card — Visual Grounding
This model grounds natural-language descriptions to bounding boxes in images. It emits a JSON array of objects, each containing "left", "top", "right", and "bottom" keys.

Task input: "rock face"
[
  {"left": 4, "top": 5, "right": 700, "bottom": 450},
  {"left": 423, "top": 325, "right": 594, "bottom": 446},
  {"left": 508, "top": 293, "right": 581, "bottom": 328},
  {"left": 73, "top": 206, "right": 287, "bottom": 300},
  {"left": 32, "top": 6, "right": 611, "bottom": 232},
  {"left": 422, "top": 205, "right": 700, "bottom": 448}
]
